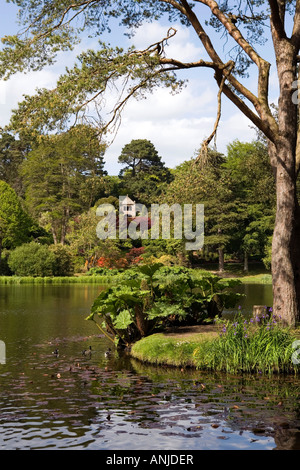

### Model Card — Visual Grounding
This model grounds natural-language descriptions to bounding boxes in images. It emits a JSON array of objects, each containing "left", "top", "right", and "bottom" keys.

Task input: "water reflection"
[
  {"left": 234, "top": 283, "right": 273, "bottom": 313},
  {"left": 0, "top": 284, "right": 300, "bottom": 450}
]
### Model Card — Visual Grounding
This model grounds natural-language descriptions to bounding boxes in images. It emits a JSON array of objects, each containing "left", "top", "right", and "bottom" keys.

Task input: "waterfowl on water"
[
  {"left": 82, "top": 345, "right": 92, "bottom": 356},
  {"left": 105, "top": 348, "right": 112, "bottom": 358}
]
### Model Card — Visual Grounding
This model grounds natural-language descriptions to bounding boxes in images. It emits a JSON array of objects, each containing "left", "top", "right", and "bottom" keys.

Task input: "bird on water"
[
  {"left": 105, "top": 348, "right": 112, "bottom": 358},
  {"left": 82, "top": 345, "right": 92, "bottom": 356}
]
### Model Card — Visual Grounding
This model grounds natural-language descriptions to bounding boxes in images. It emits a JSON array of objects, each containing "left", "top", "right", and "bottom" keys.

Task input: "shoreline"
[
  {"left": 0, "top": 275, "right": 113, "bottom": 284},
  {"left": 0, "top": 271, "right": 272, "bottom": 285}
]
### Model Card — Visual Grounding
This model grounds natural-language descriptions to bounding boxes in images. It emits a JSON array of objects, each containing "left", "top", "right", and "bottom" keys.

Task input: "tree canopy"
[{"left": 118, "top": 139, "right": 168, "bottom": 177}]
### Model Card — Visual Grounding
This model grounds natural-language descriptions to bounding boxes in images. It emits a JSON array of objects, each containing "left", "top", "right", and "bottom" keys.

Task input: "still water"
[{"left": 0, "top": 283, "right": 300, "bottom": 450}]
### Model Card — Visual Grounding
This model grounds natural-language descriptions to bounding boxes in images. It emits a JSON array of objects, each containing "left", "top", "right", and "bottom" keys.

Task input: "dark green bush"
[
  {"left": 8, "top": 242, "right": 76, "bottom": 277},
  {"left": 0, "top": 250, "right": 12, "bottom": 275},
  {"left": 49, "top": 244, "right": 75, "bottom": 276},
  {"left": 8, "top": 242, "right": 56, "bottom": 277},
  {"left": 86, "top": 266, "right": 121, "bottom": 276}
]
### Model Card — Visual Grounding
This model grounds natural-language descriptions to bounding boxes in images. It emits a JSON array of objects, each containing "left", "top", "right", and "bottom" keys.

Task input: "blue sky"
[{"left": 0, "top": 2, "right": 280, "bottom": 175}]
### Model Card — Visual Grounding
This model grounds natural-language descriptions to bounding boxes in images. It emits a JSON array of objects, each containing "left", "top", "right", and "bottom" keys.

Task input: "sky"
[{"left": 0, "top": 2, "right": 279, "bottom": 175}]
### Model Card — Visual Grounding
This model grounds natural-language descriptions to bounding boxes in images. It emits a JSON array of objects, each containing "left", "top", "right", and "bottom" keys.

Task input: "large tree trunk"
[
  {"left": 271, "top": 144, "right": 299, "bottom": 325},
  {"left": 269, "top": 30, "right": 300, "bottom": 326}
]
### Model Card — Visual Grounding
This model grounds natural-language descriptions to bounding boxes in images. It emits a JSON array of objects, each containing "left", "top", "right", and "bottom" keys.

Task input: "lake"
[{"left": 0, "top": 282, "right": 300, "bottom": 450}]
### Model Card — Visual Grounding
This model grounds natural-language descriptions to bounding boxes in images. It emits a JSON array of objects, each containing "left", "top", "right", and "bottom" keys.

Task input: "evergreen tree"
[
  {"left": 21, "top": 125, "right": 106, "bottom": 244},
  {"left": 0, "top": 132, "right": 31, "bottom": 196},
  {"left": 118, "top": 139, "right": 172, "bottom": 205}
]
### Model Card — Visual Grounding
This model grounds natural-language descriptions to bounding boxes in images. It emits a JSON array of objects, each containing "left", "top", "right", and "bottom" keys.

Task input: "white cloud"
[
  {"left": 102, "top": 75, "right": 220, "bottom": 173},
  {"left": 120, "top": 79, "right": 216, "bottom": 122},
  {"left": 217, "top": 112, "right": 257, "bottom": 150}
]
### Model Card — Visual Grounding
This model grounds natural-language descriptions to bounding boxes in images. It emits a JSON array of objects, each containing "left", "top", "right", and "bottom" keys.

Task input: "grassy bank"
[
  {"left": 131, "top": 330, "right": 216, "bottom": 368},
  {"left": 0, "top": 275, "right": 114, "bottom": 284},
  {"left": 131, "top": 316, "right": 300, "bottom": 374},
  {"left": 236, "top": 273, "right": 272, "bottom": 284}
]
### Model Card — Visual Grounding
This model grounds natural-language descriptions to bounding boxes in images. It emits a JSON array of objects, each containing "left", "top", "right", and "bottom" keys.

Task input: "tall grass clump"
[{"left": 193, "top": 312, "right": 299, "bottom": 374}]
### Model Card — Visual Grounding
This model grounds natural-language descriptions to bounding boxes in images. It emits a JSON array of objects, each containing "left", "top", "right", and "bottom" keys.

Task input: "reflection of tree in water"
[
  {"left": 273, "top": 393, "right": 300, "bottom": 450},
  {"left": 274, "top": 427, "right": 300, "bottom": 450}
]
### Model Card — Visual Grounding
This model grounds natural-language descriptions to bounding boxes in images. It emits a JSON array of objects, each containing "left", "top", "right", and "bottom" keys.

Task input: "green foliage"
[
  {"left": 0, "top": 250, "right": 12, "bottom": 275},
  {"left": 131, "top": 315, "right": 299, "bottom": 374},
  {"left": 262, "top": 235, "right": 272, "bottom": 270},
  {"left": 131, "top": 333, "right": 202, "bottom": 367},
  {"left": 118, "top": 139, "right": 164, "bottom": 176},
  {"left": 7, "top": 40, "right": 183, "bottom": 135},
  {"left": 0, "top": 275, "right": 113, "bottom": 284},
  {"left": 87, "top": 263, "right": 242, "bottom": 346},
  {"left": 0, "top": 132, "right": 30, "bottom": 196},
  {"left": 0, "top": 180, "right": 31, "bottom": 254},
  {"left": 8, "top": 241, "right": 74, "bottom": 277},
  {"left": 8, "top": 242, "right": 56, "bottom": 277},
  {"left": 161, "top": 151, "right": 239, "bottom": 267},
  {"left": 86, "top": 267, "right": 121, "bottom": 276},
  {"left": 49, "top": 244, "right": 74, "bottom": 276}
]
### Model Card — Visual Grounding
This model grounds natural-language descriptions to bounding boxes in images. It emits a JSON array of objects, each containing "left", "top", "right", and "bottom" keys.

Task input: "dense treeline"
[{"left": 0, "top": 129, "right": 276, "bottom": 276}]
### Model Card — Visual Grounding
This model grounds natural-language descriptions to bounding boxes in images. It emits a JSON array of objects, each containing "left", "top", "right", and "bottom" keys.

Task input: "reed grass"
[{"left": 193, "top": 314, "right": 298, "bottom": 374}]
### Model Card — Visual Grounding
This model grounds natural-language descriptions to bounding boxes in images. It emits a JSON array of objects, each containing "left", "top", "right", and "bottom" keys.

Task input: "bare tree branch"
[{"left": 196, "top": 61, "right": 235, "bottom": 165}]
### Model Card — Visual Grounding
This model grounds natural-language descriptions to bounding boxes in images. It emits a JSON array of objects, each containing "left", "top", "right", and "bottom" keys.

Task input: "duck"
[
  {"left": 82, "top": 345, "right": 92, "bottom": 356},
  {"left": 104, "top": 348, "right": 112, "bottom": 358}
]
